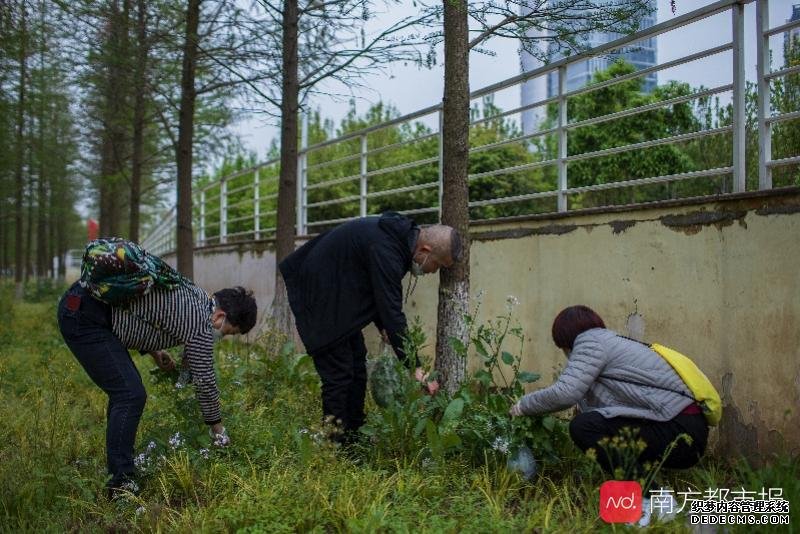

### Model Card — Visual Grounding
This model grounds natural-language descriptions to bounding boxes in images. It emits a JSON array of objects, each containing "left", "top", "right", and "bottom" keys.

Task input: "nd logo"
[{"left": 599, "top": 480, "right": 643, "bottom": 523}]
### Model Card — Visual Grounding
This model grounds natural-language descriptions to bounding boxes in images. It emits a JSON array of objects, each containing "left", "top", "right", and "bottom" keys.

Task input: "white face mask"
[
  {"left": 212, "top": 317, "right": 226, "bottom": 342},
  {"left": 411, "top": 253, "right": 430, "bottom": 277}
]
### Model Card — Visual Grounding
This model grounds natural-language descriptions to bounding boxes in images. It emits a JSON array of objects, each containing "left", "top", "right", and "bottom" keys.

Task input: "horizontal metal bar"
[
  {"left": 306, "top": 194, "right": 361, "bottom": 208},
  {"left": 257, "top": 209, "right": 277, "bottom": 217},
  {"left": 225, "top": 214, "right": 257, "bottom": 224},
  {"left": 565, "top": 167, "right": 733, "bottom": 194},
  {"left": 469, "top": 157, "right": 558, "bottom": 181},
  {"left": 471, "top": 0, "right": 749, "bottom": 100},
  {"left": 564, "top": 43, "right": 732, "bottom": 99},
  {"left": 306, "top": 152, "right": 361, "bottom": 171},
  {"left": 397, "top": 206, "right": 440, "bottom": 216},
  {"left": 568, "top": 84, "right": 733, "bottom": 131},
  {"left": 365, "top": 132, "right": 440, "bottom": 157},
  {"left": 470, "top": 127, "right": 558, "bottom": 155},
  {"left": 365, "top": 156, "right": 439, "bottom": 178},
  {"left": 566, "top": 126, "right": 732, "bottom": 163},
  {"left": 469, "top": 189, "right": 559, "bottom": 208},
  {"left": 766, "top": 155, "right": 800, "bottom": 168},
  {"left": 366, "top": 181, "right": 439, "bottom": 199},
  {"left": 764, "top": 18, "right": 800, "bottom": 37},
  {"left": 225, "top": 182, "right": 256, "bottom": 196},
  {"left": 765, "top": 64, "right": 800, "bottom": 81},
  {"left": 306, "top": 173, "right": 361, "bottom": 191},
  {"left": 306, "top": 215, "right": 359, "bottom": 227},
  {"left": 303, "top": 107, "right": 442, "bottom": 153},
  {"left": 225, "top": 197, "right": 258, "bottom": 210},
  {"left": 224, "top": 230, "right": 259, "bottom": 238},
  {"left": 201, "top": 160, "right": 280, "bottom": 190},
  {"left": 470, "top": 95, "right": 559, "bottom": 127},
  {"left": 767, "top": 110, "right": 800, "bottom": 125},
  {"left": 257, "top": 192, "right": 279, "bottom": 201}
]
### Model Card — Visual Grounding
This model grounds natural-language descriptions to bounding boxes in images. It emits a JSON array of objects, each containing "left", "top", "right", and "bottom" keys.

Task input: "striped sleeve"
[{"left": 184, "top": 328, "right": 221, "bottom": 424}]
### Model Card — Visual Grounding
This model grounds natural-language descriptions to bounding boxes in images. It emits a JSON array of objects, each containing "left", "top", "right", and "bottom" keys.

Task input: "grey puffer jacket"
[{"left": 517, "top": 328, "right": 694, "bottom": 421}]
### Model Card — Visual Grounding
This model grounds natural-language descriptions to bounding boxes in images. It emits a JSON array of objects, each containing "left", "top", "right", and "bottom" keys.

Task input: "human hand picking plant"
[
  {"left": 414, "top": 367, "right": 439, "bottom": 395},
  {"left": 508, "top": 402, "right": 523, "bottom": 417},
  {"left": 150, "top": 350, "right": 175, "bottom": 371},
  {"left": 210, "top": 423, "right": 231, "bottom": 447}
]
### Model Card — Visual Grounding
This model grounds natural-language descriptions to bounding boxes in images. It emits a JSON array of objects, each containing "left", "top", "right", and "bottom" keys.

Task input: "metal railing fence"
[{"left": 143, "top": 0, "right": 799, "bottom": 255}]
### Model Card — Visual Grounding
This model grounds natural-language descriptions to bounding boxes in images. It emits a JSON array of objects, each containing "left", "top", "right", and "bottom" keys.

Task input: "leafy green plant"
[{"left": 362, "top": 298, "right": 573, "bottom": 471}]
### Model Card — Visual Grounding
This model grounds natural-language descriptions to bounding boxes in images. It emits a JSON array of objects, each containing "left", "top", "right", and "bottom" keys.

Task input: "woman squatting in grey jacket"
[{"left": 509, "top": 305, "right": 708, "bottom": 480}]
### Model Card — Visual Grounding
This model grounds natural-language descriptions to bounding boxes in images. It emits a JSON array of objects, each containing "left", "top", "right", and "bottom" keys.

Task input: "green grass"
[{"left": 0, "top": 296, "right": 797, "bottom": 533}]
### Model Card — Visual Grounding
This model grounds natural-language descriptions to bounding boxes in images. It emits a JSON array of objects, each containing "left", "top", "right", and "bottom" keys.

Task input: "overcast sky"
[{"left": 232, "top": 0, "right": 797, "bottom": 160}]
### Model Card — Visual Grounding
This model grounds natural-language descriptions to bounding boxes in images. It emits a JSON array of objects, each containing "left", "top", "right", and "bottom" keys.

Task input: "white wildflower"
[
  {"left": 492, "top": 436, "right": 510, "bottom": 454},
  {"left": 506, "top": 295, "right": 520, "bottom": 307},
  {"left": 146, "top": 441, "right": 157, "bottom": 453},
  {"left": 135, "top": 506, "right": 146, "bottom": 516},
  {"left": 134, "top": 453, "right": 148, "bottom": 468},
  {"left": 174, "top": 381, "right": 184, "bottom": 390},
  {"left": 168, "top": 432, "right": 184, "bottom": 449},
  {"left": 199, "top": 448, "right": 210, "bottom": 459}
]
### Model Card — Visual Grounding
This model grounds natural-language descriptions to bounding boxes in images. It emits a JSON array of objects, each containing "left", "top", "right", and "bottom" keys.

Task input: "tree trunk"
[
  {"left": 130, "top": 0, "right": 147, "bottom": 242},
  {"left": 99, "top": 134, "right": 112, "bottom": 236},
  {"left": 175, "top": 0, "right": 201, "bottom": 277},
  {"left": 48, "top": 179, "right": 56, "bottom": 277},
  {"left": 1, "top": 214, "right": 9, "bottom": 274},
  {"left": 14, "top": 2, "right": 26, "bottom": 298},
  {"left": 272, "top": 0, "right": 300, "bottom": 338},
  {"left": 56, "top": 208, "right": 66, "bottom": 281},
  {"left": 25, "top": 163, "right": 34, "bottom": 281},
  {"left": 109, "top": 0, "right": 130, "bottom": 238},
  {"left": 36, "top": 12, "right": 48, "bottom": 278},
  {"left": 434, "top": 0, "right": 471, "bottom": 395}
]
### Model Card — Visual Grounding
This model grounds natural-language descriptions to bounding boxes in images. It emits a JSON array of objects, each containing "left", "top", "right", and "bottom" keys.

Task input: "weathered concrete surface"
[{"left": 180, "top": 188, "right": 800, "bottom": 462}]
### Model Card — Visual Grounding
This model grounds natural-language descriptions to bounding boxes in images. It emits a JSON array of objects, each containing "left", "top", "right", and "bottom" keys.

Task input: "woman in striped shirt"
[{"left": 57, "top": 280, "right": 257, "bottom": 497}]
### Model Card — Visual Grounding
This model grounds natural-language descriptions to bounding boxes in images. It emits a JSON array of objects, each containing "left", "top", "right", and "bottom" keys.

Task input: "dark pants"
[
  {"left": 310, "top": 332, "right": 368, "bottom": 443},
  {"left": 569, "top": 410, "right": 708, "bottom": 484},
  {"left": 57, "top": 282, "right": 146, "bottom": 488}
]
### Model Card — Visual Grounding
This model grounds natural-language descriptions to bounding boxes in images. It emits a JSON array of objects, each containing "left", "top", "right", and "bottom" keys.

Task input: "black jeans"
[
  {"left": 57, "top": 282, "right": 146, "bottom": 488},
  {"left": 310, "top": 332, "right": 368, "bottom": 442},
  {"left": 569, "top": 410, "right": 708, "bottom": 484}
]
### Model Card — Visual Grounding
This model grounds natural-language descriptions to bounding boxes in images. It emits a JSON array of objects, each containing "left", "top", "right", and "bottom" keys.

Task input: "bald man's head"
[{"left": 412, "top": 224, "right": 462, "bottom": 274}]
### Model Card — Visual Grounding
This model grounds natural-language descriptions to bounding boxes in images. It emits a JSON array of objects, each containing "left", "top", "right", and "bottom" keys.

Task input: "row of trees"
[{"left": 0, "top": 1, "right": 81, "bottom": 292}]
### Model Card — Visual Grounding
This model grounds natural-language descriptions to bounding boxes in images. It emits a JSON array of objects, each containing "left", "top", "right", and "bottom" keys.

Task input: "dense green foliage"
[{"left": 1, "top": 288, "right": 798, "bottom": 532}]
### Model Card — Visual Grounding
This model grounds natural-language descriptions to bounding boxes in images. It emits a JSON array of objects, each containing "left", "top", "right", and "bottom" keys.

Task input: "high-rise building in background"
[
  {"left": 785, "top": 4, "right": 800, "bottom": 62},
  {"left": 520, "top": 0, "right": 658, "bottom": 135}
]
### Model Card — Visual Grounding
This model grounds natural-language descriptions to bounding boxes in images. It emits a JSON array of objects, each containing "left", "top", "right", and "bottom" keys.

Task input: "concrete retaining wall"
[{"left": 167, "top": 188, "right": 800, "bottom": 461}]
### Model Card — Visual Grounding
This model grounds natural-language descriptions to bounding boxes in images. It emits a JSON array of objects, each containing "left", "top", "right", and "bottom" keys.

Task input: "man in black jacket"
[{"left": 279, "top": 212, "right": 461, "bottom": 442}]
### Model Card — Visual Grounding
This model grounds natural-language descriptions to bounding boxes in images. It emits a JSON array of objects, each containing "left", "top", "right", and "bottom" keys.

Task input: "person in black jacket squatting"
[{"left": 279, "top": 211, "right": 462, "bottom": 444}]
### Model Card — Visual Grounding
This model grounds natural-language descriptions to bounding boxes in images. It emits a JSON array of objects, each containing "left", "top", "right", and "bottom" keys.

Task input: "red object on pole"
[{"left": 87, "top": 219, "right": 99, "bottom": 241}]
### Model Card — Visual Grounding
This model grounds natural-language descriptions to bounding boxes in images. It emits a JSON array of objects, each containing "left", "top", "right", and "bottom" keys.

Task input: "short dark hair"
[
  {"left": 214, "top": 286, "right": 257, "bottom": 334},
  {"left": 551, "top": 305, "right": 605, "bottom": 350},
  {"left": 450, "top": 228, "right": 463, "bottom": 263}
]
